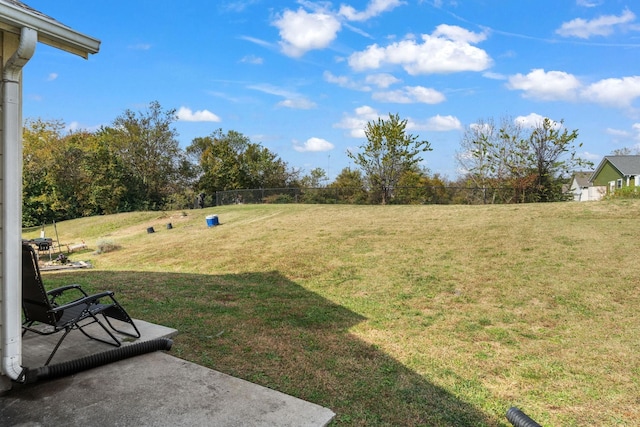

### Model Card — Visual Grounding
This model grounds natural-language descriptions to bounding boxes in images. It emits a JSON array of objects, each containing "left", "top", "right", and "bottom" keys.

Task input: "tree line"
[{"left": 22, "top": 101, "right": 588, "bottom": 226}]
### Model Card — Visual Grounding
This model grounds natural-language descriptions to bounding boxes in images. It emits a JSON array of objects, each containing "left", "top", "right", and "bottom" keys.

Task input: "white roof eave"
[{"left": 0, "top": 2, "right": 99, "bottom": 58}]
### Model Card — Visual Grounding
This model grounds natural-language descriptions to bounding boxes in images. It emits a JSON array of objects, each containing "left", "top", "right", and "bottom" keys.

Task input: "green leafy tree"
[
  {"left": 108, "top": 101, "right": 183, "bottom": 209},
  {"left": 300, "top": 168, "right": 327, "bottom": 188},
  {"left": 187, "top": 129, "right": 292, "bottom": 194},
  {"left": 348, "top": 113, "right": 432, "bottom": 204},
  {"left": 22, "top": 118, "right": 65, "bottom": 225},
  {"left": 394, "top": 167, "right": 449, "bottom": 205},
  {"left": 47, "top": 131, "right": 94, "bottom": 218},
  {"left": 84, "top": 127, "right": 136, "bottom": 214},
  {"left": 298, "top": 168, "right": 330, "bottom": 203},
  {"left": 328, "top": 167, "right": 368, "bottom": 204},
  {"left": 240, "top": 142, "right": 290, "bottom": 189},
  {"left": 528, "top": 118, "right": 587, "bottom": 202},
  {"left": 23, "top": 102, "right": 198, "bottom": 223}
]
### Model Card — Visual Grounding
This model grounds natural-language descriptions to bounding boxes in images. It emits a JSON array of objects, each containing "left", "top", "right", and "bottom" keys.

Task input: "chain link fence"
[{"left": 212, "top": 186, "right": 538, "bottom": 206}]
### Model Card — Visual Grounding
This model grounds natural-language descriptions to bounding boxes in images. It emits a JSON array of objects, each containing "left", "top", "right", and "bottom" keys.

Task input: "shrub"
[
  {"left": 605, "top": 186, "right": 640, "bottom": 200},
  {"left": 95, "top": 239, "right": 121, "bottom": 254}
]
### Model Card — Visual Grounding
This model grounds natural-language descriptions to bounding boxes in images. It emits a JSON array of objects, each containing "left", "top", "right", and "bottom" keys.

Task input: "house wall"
[
  {"left": 591, "top": 161, "right": 622, "bottom": 186},
  {"left": 570, "top": 176, "right": 605, "bottom": 201},
  {"left": 588, "top": 186, "right": 606, "bottom": 201},
  {"left": 569, "top": 178, "right": 581, "bottom": 201}
]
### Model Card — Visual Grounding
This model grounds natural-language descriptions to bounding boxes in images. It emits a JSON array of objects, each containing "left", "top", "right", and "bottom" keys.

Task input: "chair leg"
[
  {"left": 43, "top": 315, "right": 123, "bottom": 365},
  {"left": 22, "top": 321, "right": 36, "bottom": 337},
  {"left": 45, "top": 328, "right": 73, "bottom": 366},
  {"left": 76, "top": 313, "right": 123, "bottom": 347},
  {"left": 102, "top": 314, "right": 141, "bottom": 338},
  {"left": 100, "top": 304, "right": 141, "bottom": 338}
]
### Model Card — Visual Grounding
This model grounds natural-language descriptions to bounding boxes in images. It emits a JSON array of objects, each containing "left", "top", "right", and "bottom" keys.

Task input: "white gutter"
[
  {"left": 0, "top": 3, "right": 99, "bottom": 59},
  {"left": 1, "top": 26, "right": 37, "bottom": 381}
]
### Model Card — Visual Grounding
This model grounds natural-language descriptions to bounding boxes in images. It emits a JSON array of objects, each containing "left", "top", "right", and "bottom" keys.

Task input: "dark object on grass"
[
  {"left": 196, "top": 192, "right": 205, "bottom": 209},
  {"left": 506, "top": 407, "right": 542, "bottom": 427},
  {"left": 21, "top": 243, "right": 141, "bottom": 366},
  {"left": 147, "top": 227, "right": 155, "bottom": 233},
  {"left": 20, "top": 338, "right": 173, "bottom": 384}
]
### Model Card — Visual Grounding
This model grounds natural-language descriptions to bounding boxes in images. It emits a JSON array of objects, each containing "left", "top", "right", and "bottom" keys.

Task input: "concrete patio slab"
[{"left": 1, "top": 319, "right": 335, "bottom": 426}]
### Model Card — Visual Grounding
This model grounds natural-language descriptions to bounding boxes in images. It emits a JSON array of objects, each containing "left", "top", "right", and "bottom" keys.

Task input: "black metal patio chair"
[{"left": 21, "top": 242, "right": 141, "bottom": 365}]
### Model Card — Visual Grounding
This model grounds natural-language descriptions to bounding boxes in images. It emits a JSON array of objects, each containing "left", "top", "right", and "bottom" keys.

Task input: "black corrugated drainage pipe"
[
  {"left": 18, "top": 338, "right": 173, "bottom": 384},
  {"left": 506, "top": 407, "right": 542, "bottom": 427}
]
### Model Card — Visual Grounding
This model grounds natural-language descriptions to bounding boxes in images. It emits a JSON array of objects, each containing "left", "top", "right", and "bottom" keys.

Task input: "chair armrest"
[
  {"left": 47, "top": 284, "right": 89, "bottom": 298},
  {"left": 47, "top": 290, "right": 115, "bottom": 314}
]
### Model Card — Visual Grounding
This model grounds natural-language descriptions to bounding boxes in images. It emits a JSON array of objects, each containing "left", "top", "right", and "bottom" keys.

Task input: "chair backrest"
[{"left": 22, "top": 243, "right": 59, "bottom": 325}]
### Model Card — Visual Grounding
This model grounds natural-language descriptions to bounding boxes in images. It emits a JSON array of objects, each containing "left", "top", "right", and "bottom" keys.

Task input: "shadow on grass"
[{"left": 42, "top": 269, "right": 503, "bottom": 426}]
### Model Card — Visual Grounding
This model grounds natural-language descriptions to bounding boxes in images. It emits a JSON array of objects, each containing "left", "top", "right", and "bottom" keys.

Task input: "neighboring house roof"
[
  {"left": 590, "top": 156, "right": 640, "bottom": 182},
  {"left": 0, "top": 0, "right": 100, "bottom": 58},
  {"left": 572, "top": 171, "right": 593, "bottom": 188}
]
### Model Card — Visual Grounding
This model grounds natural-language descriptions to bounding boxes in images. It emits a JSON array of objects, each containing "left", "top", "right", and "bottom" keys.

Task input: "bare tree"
[
  {"left": 455, "top": 116, "right": 524, "bottom": 202},
  {"left": 457, "top": 116, "right": 588, "bottom": 202}
]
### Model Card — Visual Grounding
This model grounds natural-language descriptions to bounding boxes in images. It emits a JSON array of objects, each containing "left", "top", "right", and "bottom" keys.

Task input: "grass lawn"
[{"left": 27, "top": 200, "right": 640, "bottom": 426}]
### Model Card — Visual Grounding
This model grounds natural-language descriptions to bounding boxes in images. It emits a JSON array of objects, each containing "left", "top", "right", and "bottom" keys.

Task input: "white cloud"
[
  {"left": 364, "top": 73, "right": 401, "bottom": 88},
  {"left": 409, "top": 115, "right": 462, "bottom": 131},
  {"left": 514, "top": 113, "right": 561, "bottom": 129},
  {"left": 273, "top": 8, "right": 341, "bottom": 57},
  {"left": 323, "top": 71, "right": 371, "bottom": 91},
  {"left": 239, "top": 35, "right": 274, "bottom": 49},
  {"left": 606, "top": 127, "right": 631, "bottom": 138},
  {"left": 335, "top": 106, "right": 459, "bottom": 138},
  {"left": 556, "top": 9, "right": 636, "bottom": 39},
  {"left": 514, "top": 113, "right": 544, "bottom": 128},
  {"left": 582, "top": 151, "right": 602, "bottom": 161},
  {"left": 483, "top": 71, "right": 507, "bottom": 80},
  {"left": 372, "top": 86, "right": 445, "bottom": 104},
  {"left": 293, "top": 137, "right": 335, "bottom": 152},
  {"left": 426, "top": 115, "right": 462, "bottom": 131},
  {"left": 580, "top": 76, "right": 640, "bottom": 108},
  {"left": 277, "top": 98, "right": 317, "bottom": 109},
  {"left": 470, "top": 122, "right": 493, "bottom": 133},
  {"left": 65, "top": 121, "right": 101, "bottom": 133},
  {"left": 249, "top": 83, "right": 317, "bottom": 109},
  {"left": 432, "top": 24, "right": 487, "bottom": 44},
  {"left": 507, "top": 69, "right": 581, "bottom": 101},
  {"left": 507, "top": 69, "right": 640, "bottom": 109},
  {"left": 240, "top": 54, "right": 263, "bottom": 65},
  {"left": 334, "top": 105, "right": 381, "bottom": 138},
  {"left": 576, "top": 0, "right": 603, "bottom": 7},
  {"left": 221, "top": 0, "right": 261, "bottom": 13},
  {"left": 607, "top": 124, "right": 640, "bottom": 143},
  {"left": 248, "top": 83, "right": 291, "bottom": 97},
  {"left": 177, "top": 107, "right": 221, "bottom": 122},
  {"left": 47, "top": 73, "right": 58, "bottom": 81},
  {"left": 348, "top": 24, "right": 492, "bottom": 75},
  {"left": 128, "top": 43, "right": 152, "bottom": 50},
  {"left": 339, "top": 0, "right": 405, "bottom": 22}
]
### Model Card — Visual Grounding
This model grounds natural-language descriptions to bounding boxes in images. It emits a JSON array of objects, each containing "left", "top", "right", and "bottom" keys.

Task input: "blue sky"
[{"left": 21, "top": 0, "right": 640, "bottom": 180}]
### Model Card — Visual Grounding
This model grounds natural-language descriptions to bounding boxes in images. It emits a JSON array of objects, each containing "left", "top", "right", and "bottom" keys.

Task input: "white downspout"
[{"left": 1, "top": 26, "right": 36, "bottom": 381}]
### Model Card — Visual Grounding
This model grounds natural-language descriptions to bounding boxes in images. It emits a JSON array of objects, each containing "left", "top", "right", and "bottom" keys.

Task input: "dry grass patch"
[{"left": 34, "top": 201, "right": 640, "bottom": 426}]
